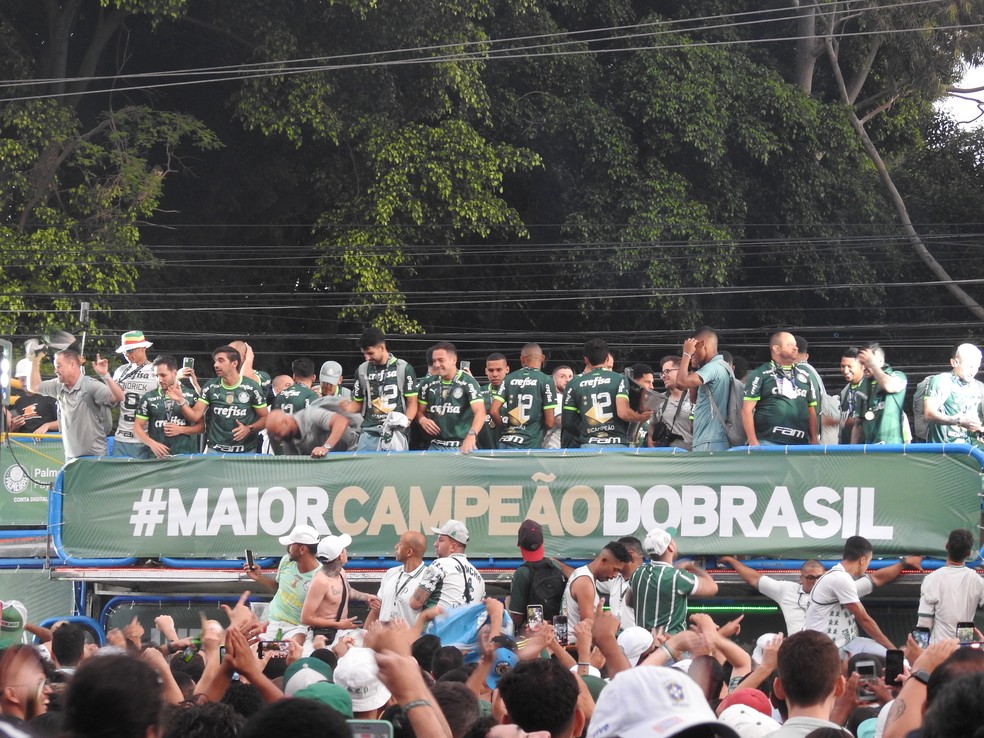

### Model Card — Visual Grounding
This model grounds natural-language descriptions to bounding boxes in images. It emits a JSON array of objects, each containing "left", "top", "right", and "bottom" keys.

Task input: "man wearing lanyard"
[
  {"left": 742, "top": 331, "right": 818, "bottom": 446},
  {"left": 853, "top": 342, "right": 907, "bottom": 444},
  {"left": 366, "top": 532, "right": 427, "bottom": 626},
  {"left": 838, "top": 347, "right": 865, "bottom": 444}
]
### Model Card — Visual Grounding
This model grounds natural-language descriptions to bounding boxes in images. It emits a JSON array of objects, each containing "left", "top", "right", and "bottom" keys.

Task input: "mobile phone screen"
[
  {"left": 552, "top": 615, "right": 568, "bottom": 646},
  {"left": 245, "top": 549, "right": 255, "bottom": 568},
  {"left": 527, "top": 605, "right": 543, "bottom": 631},
  {"left": 957, "top": 622, "right": 976, "bottom": 643},
  {"left": 911, "top": 628, "right": 930, "bottom": 649},
  {"left": 182, "top": 357, "right": 195, "bottom": 369}
]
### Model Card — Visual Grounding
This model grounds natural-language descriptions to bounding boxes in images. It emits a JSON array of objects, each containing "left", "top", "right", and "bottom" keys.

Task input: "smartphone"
[
  {"left": 957, "top": 621, "right": 976, "bottom": 643},
  {"left": 885, "top": 649, "right": 904, "bottom": 685},
  {"left": 911, "top": 626, "right": 930, "bottom": 649},
  {"left": 460, "top": 360, "right": 471, "bottom": 372},
  {"left": 245, "top": 549, "right": 255, "bottom": 569},
  {"left": 182, "top": 357, "right": 195, "bottom": 370},
  {"left": 553, "top": 615, "right": 568, "bottom": 646},
  {"left": 527, "top": 605, "right": 544, "bottom": 631},
  {"left": 348, "top": 720, "right": 394, "bottom": 738},
  {"left": 257, "top": 640, "right": 290, "bottom": 658},
  {"left": 855, "top": 659, "right": 878, "bottom": 702}
]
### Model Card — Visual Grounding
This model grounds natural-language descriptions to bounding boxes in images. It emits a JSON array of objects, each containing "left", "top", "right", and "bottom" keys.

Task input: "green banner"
[
  {"left": 1, "top": 433, "right": 63, "bottom": 526},
  {"left": 58, "top": 450, "right": 983, "bottom": 560}
]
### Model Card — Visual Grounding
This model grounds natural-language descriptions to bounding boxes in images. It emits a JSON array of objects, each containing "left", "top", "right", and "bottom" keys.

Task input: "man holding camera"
[{"left": 647, "top": 355, "right": 693, "bottom": 450}]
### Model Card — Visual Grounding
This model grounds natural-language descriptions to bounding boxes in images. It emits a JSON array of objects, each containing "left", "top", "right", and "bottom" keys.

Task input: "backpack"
[
  {"left": 523, "top": 559, "right": 567, "bottom": 620},
  {"left": 706, "top": 364, "right": 747, "bottom": 447}
]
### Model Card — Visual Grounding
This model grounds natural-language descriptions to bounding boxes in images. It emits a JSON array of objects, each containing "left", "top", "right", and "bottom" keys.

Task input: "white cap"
[
  {"left": 278, "top": 524, "right": 320, "bottom": 547},
  {"left": 319, "top": 361, "right": 343, "bottom": 384},
  {"left": 334, "top": 647, "right": 391, "bottom": 712},
  {"left": 617, "top": 626, "right": 655, "bottom": 666},
  {"left": 588, "top": 666, "right": 738, "bottom": 738},
  {"left": 717, "top": 705, "right": 781, "bottom": 738},
  {"left": 431, "top": 519, "right": 469, "bottom": 544},
  {"left": 14, "top": 358, "right": 31, "bottom": 379},
  {"left": 644, "top": 527, "right": 672, "bottom": 556},
  {"left": 752, "top": 633, "right": 777, "bottom": 664},
  {"left": 317, "top": 534, "right": 353, "bottom": 562}
]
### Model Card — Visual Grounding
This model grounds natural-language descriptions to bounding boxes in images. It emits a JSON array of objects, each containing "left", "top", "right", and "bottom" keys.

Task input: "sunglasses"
[{"left": 801, "top": 574, "right": 821, "bottom": 581}]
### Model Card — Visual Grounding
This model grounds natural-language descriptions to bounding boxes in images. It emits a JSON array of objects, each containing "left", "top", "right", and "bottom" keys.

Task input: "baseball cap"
[
  {"left": 717, "top": 688, "right": 772, "bottom": 718},
  {"left": 317, "top": 534, "right": 353, "bottom": 563},
  {"left": 644, "top": 527, "right": 672, "bottom": 556},
  {"left": 116, "top": 330, "right": 153, "bottom": 354},
  {"left": 617, "top": 626, "right": 655, "bottom": 666},
  {"left": 432, "top": 519, "right": 469, "bottom": 545},
  {"left": 588, "top": 666, "right": 739, "bottom": 738},
  {"left": 0, "top": 600, "right": 27, "bottom": 647},
  {"left": 751, "top": 633, "right": 778, "bottom": 665},
  {"left": 319, "top": 361, "right": 343, "bottom": 384},
  {"left": 518, "top": 519, "right": 544, "bottom": 562},
  {"left": 14, "top": 358, "right": 31, "bottom": 379},
  {"left": 283, "top": 658, "right": 334, "bottom": 697},
  {"left": 333, "top": 647, "right": 391, "bottom": 712},
  {"left": 717, "top": 704, "right": 780, "bottom": 738},
  {"left": 294, "top": 682, "right": 353, "bottom": 717},
  {"left": 485, "top": 647, "right": 520, "bottom": 689},
  {"left": 278, "top": 525, "right": 321, "bottom": 547}
]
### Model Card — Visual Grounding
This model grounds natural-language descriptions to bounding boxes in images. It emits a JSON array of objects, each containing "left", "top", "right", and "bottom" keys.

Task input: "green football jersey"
[
  {"left": 743, "top": 361, "right": 817, "bottom": 444},
  {"left": 562, "top": 368, "right": 630, "bottom": 446},
  {"left": 198, "top": 377, "right": 267, "bottom": 452},
  {"left": 272, "top": 383, "right": 318, "bottom": 414},
  {"left": 135, "top": 386, "right": 201, "bottom": 455},
  {"left": 351, "top": 355, "right": 418, "bottom": 430},
  {"left": 419, "top": 370, "right": 484, "bottom": 447},
  {"left": 856, "top": 366, "right": 907, "bottom": 444},
  {"left": 493, "top": 367, "right": 557, "bottom": 448},
  {"left": 926, "top": 372, "right": 984, "bottom": 444}
]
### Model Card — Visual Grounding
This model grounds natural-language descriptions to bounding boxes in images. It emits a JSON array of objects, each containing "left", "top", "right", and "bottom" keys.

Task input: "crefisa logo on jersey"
[{"left": 4, "top": 466, "right": 29, "bottom": 494}]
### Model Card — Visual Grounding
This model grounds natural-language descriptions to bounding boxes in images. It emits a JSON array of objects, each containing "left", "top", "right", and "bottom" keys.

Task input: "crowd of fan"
[{"left": 2, "top": 517, "right": 983, "bottom": 738}]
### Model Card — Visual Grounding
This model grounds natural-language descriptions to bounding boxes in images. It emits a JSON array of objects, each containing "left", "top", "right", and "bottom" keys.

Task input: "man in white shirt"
[
  {"left": 917, "top": 528, "right": 984, "bottom": 642},
  {"left": 410, "top": 520, "right": 486, "bottom": 610},
  {"left": 368, "top": 531, "right": 427, "bottom": 625},
  {"left": 803, "top": 536, "right": 922, "bottom": 652}
]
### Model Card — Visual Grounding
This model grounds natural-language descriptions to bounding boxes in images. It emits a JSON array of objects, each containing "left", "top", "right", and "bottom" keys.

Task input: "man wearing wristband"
[
  {"left": 264, "top": 406, "right": 360, "bottom": 457},
  {"left": 28, "top": 348, "right": 123, "bottom": 459}
]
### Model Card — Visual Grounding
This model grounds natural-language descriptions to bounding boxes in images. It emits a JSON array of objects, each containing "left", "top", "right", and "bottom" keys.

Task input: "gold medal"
[{"left": 864, "top": 410, "right": 875, "bottom": 421}]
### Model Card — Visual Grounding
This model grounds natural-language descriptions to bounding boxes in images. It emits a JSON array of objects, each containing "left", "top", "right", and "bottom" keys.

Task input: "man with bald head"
[
  {"left": 924, "top": 343, "right": 984, "bottom": 446},
  {"left": 490, "top": 342, "right": 557, "bottom": 448},
  {"left": 264, "top": 406, "right": 360, "bottom": 456},
  {"left": 676, "top": 326, "right": 733, "bottom": 451},
  {"left": 742, "top": 331, "right": 818, "bottom": 446},
  {"left": 367, "top": 531, "right": 428, "bottom": 625}
]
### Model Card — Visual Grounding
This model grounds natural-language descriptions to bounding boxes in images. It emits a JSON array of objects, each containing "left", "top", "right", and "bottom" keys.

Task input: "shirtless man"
[{"left": 300, "top": 534, "right": 380, "bottom": 641}]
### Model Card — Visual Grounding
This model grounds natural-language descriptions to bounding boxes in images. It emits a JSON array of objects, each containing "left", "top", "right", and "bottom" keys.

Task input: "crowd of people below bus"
[
  {"left": 2, "top": 518, "right": 983, "bottom": 738},
  {"left": 6, "top": 326, "right": 984, "bottom": 459}
]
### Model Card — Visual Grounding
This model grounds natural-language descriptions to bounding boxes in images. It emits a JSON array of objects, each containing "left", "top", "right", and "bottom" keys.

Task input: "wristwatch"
[
  {"left": 466, "top": 430, "right": 477, "bottom": 437},
  {"left": 322, "top": 443, "right": 332, "bottom": 451},
  {"left": 909, "top": 669, "right": 931, "bottom": 685}
]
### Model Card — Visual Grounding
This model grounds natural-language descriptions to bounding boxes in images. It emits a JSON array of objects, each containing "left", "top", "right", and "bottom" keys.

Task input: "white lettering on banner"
[
  {"left": 128, "top": 486, "right": 333, "bottom": 537},
  {"left": 128, "top": 479, "right": 891, "bottom": 542},
  {"left": 602, "top": 485, "right": 893, "bottom": 540}
]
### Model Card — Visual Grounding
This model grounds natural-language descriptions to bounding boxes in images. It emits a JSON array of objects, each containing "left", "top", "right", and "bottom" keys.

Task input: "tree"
[{"left": 0, "top": 1, "right": 217, "bottom": 335}]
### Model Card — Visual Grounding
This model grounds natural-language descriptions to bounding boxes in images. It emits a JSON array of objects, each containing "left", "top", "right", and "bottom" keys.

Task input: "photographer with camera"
[
  {"left": 646, "top": 356, "right": 693, "bottom": 450},
  {"left": 28, "top": 347, "right": 123, "bottom": 460}
]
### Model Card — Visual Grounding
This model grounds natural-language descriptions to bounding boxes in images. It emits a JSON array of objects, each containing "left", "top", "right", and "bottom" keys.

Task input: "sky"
[{"left": 937, "top": 65, "right": 984, "bottom": 129}]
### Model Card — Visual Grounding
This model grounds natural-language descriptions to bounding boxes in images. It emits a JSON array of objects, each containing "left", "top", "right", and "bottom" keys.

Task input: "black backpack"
[{"left": 523, "top": 559, "right": 567, "bottom": 620}]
